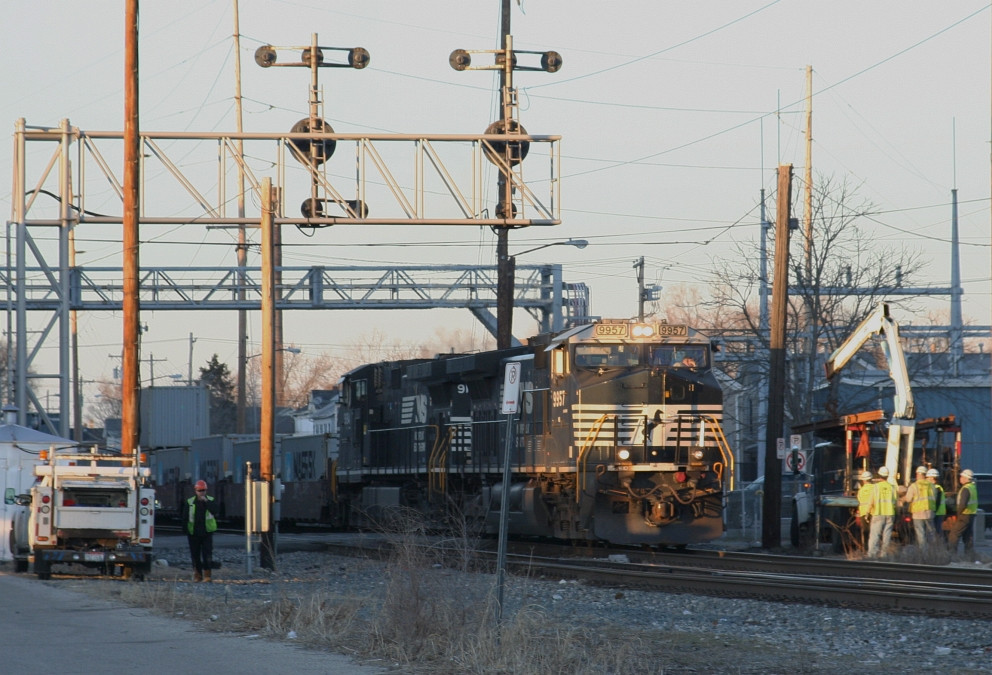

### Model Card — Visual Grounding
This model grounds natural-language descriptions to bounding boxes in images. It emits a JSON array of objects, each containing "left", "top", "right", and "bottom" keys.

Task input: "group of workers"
[{"left": 856, "top": 466, "right": 980, "bottom": 560}]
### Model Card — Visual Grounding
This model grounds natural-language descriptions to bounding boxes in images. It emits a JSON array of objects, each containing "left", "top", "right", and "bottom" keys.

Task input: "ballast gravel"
[
  {"left": 97, "top": 540, "right": 992, "bottom": 674},
  {"left": 40, "top": 548, "right": 992, "bottom": 675}
]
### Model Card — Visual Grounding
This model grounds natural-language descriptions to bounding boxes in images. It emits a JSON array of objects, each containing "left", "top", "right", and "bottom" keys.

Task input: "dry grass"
[{"left": 76, "top": 510, "right": 866, "bottom": 674}]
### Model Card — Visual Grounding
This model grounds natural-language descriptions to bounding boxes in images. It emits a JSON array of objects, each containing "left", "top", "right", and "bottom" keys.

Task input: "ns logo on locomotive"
[{"left": 334, "top": 319, "right": 732, "bottom": 546}]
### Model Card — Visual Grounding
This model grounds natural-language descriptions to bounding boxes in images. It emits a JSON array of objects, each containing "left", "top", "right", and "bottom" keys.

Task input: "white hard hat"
[
  {"left": 961, "top": 469, "right": 974, "bottom": 481},
  {"left": 915, "top": 466, "right": 927, "bottom": 475},
  {"left": 860, "top": 470, "right": 873, "bottom": 481},
  {"left": 926, "top": 468, "right": 939, "bottom": 478},
  {"left": 878, "top": 466, "right": 890, "bottom": 478}
]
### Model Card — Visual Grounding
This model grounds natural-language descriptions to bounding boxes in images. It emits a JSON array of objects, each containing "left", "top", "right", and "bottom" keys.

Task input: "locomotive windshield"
[
  {"left": 649, "top": 344, "right": 708, "bottom": 369},
  {"left": 574, "top": 344, "right": 641, "bottom": 368}
]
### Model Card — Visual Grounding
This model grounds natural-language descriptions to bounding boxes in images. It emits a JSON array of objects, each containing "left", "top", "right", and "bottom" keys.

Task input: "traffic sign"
[
  {"left": 784, "top": 450, "right": 808, "bottom": 473},
  {"left": 501, "top": 362, "right": 521, "bottom": 414}
]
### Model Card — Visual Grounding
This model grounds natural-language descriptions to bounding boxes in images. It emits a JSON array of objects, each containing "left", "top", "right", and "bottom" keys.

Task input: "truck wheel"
[
  {"left": 10, "top": 533, "right": 28, "bottom": 573},
  {"left": 35, "top": 561, "right": 52, "bottom": 580}
]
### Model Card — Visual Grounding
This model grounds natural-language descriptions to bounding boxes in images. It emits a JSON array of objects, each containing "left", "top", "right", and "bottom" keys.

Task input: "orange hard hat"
[{"left": 194, "top": 480, "right": 208, "bottom": 490}]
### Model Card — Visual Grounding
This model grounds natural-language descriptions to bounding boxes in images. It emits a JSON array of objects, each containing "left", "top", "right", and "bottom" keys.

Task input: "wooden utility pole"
[
  {"left": 803, "top": 65, "right": 813, "bottom": 282},
  {"left": 762, "top": 164, "right": 793, "bottom": 549},
  {"left": 233, "top": 0, "right": 249, "bottom": 433},
  {"left": 121, "top": 0, "right": 141, "bottom": 456},
  {"left": 259, "top": 177, "right": 277, "bottom": 570}
]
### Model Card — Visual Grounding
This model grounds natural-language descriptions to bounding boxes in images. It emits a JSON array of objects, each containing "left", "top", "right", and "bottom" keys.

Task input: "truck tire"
[
  {"left": 9, "top": 532, "right": 28, "bottom": 573},
  {"left": 35, "top": 560, "right": 52, "bottom": 580}
]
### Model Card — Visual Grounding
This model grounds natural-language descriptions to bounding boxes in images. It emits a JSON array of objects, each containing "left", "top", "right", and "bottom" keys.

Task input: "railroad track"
[{"left": 320, "top": 536, "right": 992, "bottom": 620}]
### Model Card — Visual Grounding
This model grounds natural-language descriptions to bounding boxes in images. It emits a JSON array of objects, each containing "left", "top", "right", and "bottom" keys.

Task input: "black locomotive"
[
  {"left": 152, "top": 319, "right": 732, "bottom": 547},
  {"left": 334, "top": 319, "right": 731, "bottom": 545}
]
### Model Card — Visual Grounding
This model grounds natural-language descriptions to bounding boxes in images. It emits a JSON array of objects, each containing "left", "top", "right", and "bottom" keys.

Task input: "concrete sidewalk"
[{"left": 0, "top": 569, "right": 386, "bottom": 674}]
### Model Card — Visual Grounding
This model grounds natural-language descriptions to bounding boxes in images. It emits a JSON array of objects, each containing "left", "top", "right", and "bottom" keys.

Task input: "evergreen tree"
[{"left": 199, "top": 354, "right": 236, "bottom": 434}]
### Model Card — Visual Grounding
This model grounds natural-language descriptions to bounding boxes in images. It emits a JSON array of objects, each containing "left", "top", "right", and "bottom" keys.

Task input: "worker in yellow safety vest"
[
  {"left": 947, "top": 469, "right": 979, "bottom": 560},
  {"left": 866, "top": 467, "right": 896, "bottom": 559},
  {"left": 181, "top": 479, "right": 218, "bottom": 582},
  {"left": 902, "top": 466, "right": 936, "bottom": 551},
  {"left": 927, "top": 468, "right": 946, "bottom": 543},
  {"left": 855, "top": 470, "right": 873, "bottom": 550}
]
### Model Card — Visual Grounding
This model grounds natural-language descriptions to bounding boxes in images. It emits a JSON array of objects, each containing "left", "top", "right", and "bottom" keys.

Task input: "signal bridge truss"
[{"left": 7, "top": 120, "right": 583, "bottom": 435}]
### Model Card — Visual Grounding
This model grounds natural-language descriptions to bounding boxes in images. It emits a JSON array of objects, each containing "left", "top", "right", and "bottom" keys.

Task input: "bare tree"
[
  {"left": 701, "top": 175, "right": 925, "bottom": 469},
  {"left": 86, "top": 379, "right": 122, "bottom": 428}
]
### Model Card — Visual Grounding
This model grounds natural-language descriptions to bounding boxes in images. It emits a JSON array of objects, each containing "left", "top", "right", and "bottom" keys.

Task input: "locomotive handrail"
[
  {"left": 428, "top": 426, "right": 454, "bottom": 496},
  {"left": 330, "top": 459, "right": 338, "bottom": 501},
  {"left": 700, "top": 414, "right": 735, "bottom": 491},
  {"left": 576, "top": 414, "right": 611, "bottom": 503}
]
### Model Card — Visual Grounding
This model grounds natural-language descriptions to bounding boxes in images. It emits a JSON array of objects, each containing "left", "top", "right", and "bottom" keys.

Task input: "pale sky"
[{"left": 2, "top": 1, "right": 990, "bottom": 409}]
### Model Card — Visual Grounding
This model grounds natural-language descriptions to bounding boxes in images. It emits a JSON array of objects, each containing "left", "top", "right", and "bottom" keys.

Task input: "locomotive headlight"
[
  {"left": 692, "top": 449, "right": 704, "bottom": 460},
  {"left": 617, "top": 448, "right": 631, "bottom": 461},
  {"left": 631, "top": 323, "right": 655, "bottom": 338}
]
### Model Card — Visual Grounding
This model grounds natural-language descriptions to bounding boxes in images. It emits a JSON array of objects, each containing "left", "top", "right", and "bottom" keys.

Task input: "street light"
[
  {"left": 502, "top": 239, "right": 588, "bottom": 345},
  {"left": 246, "top": 347, "right": 302, "bottom": 359},
  {"left": 512, "top": 238, "right": 588, "bottom": 258}
]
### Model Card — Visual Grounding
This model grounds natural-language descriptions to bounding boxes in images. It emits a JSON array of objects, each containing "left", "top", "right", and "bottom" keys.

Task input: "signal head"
[
  {"left": 449, "top": 49, "right": 471, "bottom": 71},
  {"left": 255, "top": 45, "right": 277, "bottom": 68},
  {"left": 541, "top": 51, "right": 563, "bottom": 73},
  {"left": 349, "top": 47, "right": 370, "bottom": 69}
]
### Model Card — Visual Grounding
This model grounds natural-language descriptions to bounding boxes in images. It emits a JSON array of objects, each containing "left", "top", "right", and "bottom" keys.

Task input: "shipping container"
[{"left": 140, "top": 386, "right": 210, "bottom": 449}]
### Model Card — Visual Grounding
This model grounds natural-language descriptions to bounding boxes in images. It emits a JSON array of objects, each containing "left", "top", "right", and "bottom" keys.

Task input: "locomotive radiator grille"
[{"left": 572, "top": 404, "right": 723, "bottom": 448}]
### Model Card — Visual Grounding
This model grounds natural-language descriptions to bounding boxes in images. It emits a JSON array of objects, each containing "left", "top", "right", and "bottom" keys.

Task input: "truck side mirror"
[{"left": 4, "top": 487, "right": 13, "bottom": 505}]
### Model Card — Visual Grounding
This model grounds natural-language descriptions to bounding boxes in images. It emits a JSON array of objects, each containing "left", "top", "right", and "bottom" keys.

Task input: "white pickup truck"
[{"left": 11, "top": 447, "right": 155, "bottom": 580}]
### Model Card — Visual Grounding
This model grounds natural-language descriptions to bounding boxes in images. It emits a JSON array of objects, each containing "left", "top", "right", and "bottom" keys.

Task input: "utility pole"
[
  {"left": 259, "top": 177, "right": 277, "bottom": 570},
  {"left": 121, "top": 0, "right": 141, "bottom": 456},
  {"left": 801, "top": 65, "right": 818, "bottom": 443},
  {"left": 496, "top": 0, "right": 513, "bottom": 350},
  {"left": 763, "top": 164, "right": 792, "bottom": 550},
  {"left": 187, "top": 332, "right": 196, "bottom": 385},
  {"left": 233, "top": 0, "right": 249, "bottom": 433},
  {"left": 145, "top": 353, "right": 168, "bottom": 386},
  {"left": 69, "top": 170, "right": 82, "bottom": 441}
]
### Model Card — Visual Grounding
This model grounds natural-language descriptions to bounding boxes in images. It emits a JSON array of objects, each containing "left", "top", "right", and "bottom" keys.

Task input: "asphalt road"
[{"left": 0, "top": 569, "right": 385, "bottom": 675}]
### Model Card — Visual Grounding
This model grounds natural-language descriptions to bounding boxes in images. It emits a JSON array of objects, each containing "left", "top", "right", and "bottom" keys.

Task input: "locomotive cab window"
[
  {"left": 651, "top": 345, "right": 707, "bottom": 369},
  {"left": 551, "top": 348, "right": 569, "bottom": 377},
  {"left": 574, "top": 344, "right": 640, "bottom": 368},
  {"left": 352, "top": 379, "right": 368, "bottom": 403}
]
